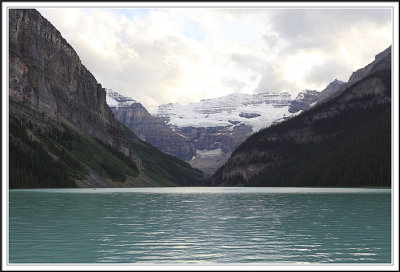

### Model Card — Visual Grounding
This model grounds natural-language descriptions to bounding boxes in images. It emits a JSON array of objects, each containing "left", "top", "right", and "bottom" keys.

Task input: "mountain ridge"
[{"left": 212, "top": 46, "right": 391, "bottom": 187}]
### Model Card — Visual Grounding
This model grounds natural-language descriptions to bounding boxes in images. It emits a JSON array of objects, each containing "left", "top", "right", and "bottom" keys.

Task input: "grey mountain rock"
[
  {"left": 106, "top": 89, "right": 196, "bottom": 161},
  {"left": 315, "top": 78, "right": 346, "bottom": 105},
  {"left": 9, "top": 9, "right": 128, "bottom": 153}
]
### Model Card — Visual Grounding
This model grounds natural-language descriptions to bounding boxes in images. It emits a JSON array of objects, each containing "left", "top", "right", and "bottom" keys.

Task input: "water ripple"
[{"left": 9, "top": 188, "right": 391, "bottom": 264}]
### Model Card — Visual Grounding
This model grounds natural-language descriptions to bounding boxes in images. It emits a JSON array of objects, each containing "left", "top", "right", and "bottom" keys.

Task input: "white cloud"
[{"left": 37, "top": 7, "right": 392, "bottom": 111}]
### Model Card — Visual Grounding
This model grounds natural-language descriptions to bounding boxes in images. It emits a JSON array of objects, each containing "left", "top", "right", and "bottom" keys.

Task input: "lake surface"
[{"left": 8, "top": 187, "right": 391, "bottom": 264}]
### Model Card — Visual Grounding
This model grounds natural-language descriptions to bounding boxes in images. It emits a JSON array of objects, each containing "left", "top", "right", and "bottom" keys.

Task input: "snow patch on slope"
[{"left": 192, "top": 148, "right": 223, "bottom": 160}]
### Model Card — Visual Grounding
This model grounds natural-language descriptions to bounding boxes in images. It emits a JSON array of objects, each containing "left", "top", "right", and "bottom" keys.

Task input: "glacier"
[{"left": 154, "top": 92, "right": 295, "bottom": 132}]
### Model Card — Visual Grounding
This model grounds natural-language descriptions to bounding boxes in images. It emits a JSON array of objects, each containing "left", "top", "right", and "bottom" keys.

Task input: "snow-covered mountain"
[
  {"left": 106, "top": 84, "right": 345, "bottom": 175},
  {"left": 152, "top": 91, "right": 320, "bottom": 174},
  {"left": 154, "top": 92, "right": 294, "bottom": 133}
]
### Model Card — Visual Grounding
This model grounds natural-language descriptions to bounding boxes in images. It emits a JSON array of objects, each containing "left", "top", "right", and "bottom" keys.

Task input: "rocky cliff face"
[
  {"left": 106, "top": 89, "right": 196, "bottom": 161},
  {"left": 9, "top": 9, "right": 128, "bottom": 153},
  {"left": 8, "top": 9, "right": 205, "bottom": 188},
  {"left": 213, "top": 46, "right": 391, "bottom": 187}
]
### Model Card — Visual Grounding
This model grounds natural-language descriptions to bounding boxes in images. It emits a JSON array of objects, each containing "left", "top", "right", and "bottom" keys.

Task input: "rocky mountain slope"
[
  {"left": 9, "top": 9, "right": 126, "bottom": 151},
  {"left": 9, "top": 9, "right": 204, "bottom": 188},
  {"left": 106, "top": 89, "right": 196, "bottom": 161},
  {"left": 212, "top": 46, "right": 391, "bottom": 187},
  {"left": 314, "top": 78, "right": 346, "bottom": 105}
]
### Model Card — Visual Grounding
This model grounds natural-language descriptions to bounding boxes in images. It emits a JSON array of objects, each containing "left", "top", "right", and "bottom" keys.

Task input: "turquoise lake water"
[{"left": 8, "top": 187, "right": 391, "bottom": 264}]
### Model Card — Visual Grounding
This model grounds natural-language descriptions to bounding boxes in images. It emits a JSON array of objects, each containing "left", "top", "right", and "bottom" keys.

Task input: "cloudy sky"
[{"left": 37, "top": 5, "right": 392, "bottom": 112}]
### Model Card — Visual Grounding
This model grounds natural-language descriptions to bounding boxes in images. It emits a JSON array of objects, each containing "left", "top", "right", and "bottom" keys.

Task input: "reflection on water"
[{"left": 9, "top": 187, "right": 391, "bottom": 263}]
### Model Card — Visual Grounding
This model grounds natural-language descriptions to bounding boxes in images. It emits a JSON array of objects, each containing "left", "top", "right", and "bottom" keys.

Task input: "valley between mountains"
[
  {"left": 106, "top": 79, "right": 346, "bottom": 175},
  {"left": 8, "top": 9, "right": 392, "bottom": 188}
]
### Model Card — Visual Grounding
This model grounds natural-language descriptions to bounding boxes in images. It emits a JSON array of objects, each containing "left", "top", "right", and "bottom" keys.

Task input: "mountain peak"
[
  {"left": 375, "top": 45, "right": 391, "bottom": 61},
  {"left": 314, "top": 78, "right": 347, "bottom": 105},
  {"left": 105, "top": 89, "right": 138, "bottom": 107},
  {"left": 332, "top": 78, "right": 346, "bottom": 85}
]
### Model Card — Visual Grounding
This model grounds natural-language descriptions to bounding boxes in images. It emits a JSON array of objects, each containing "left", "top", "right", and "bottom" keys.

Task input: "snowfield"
[{"left": 154, "top": 92, "right": 294, "bottom": 132}]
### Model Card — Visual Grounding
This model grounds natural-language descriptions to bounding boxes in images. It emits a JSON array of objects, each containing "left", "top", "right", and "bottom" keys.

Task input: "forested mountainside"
[
  {"left": 9, "top": 9, "right": 204, "bottom": 188},
  {"left": 212, "top": 46, "right": 391, "bottom": 187}
]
